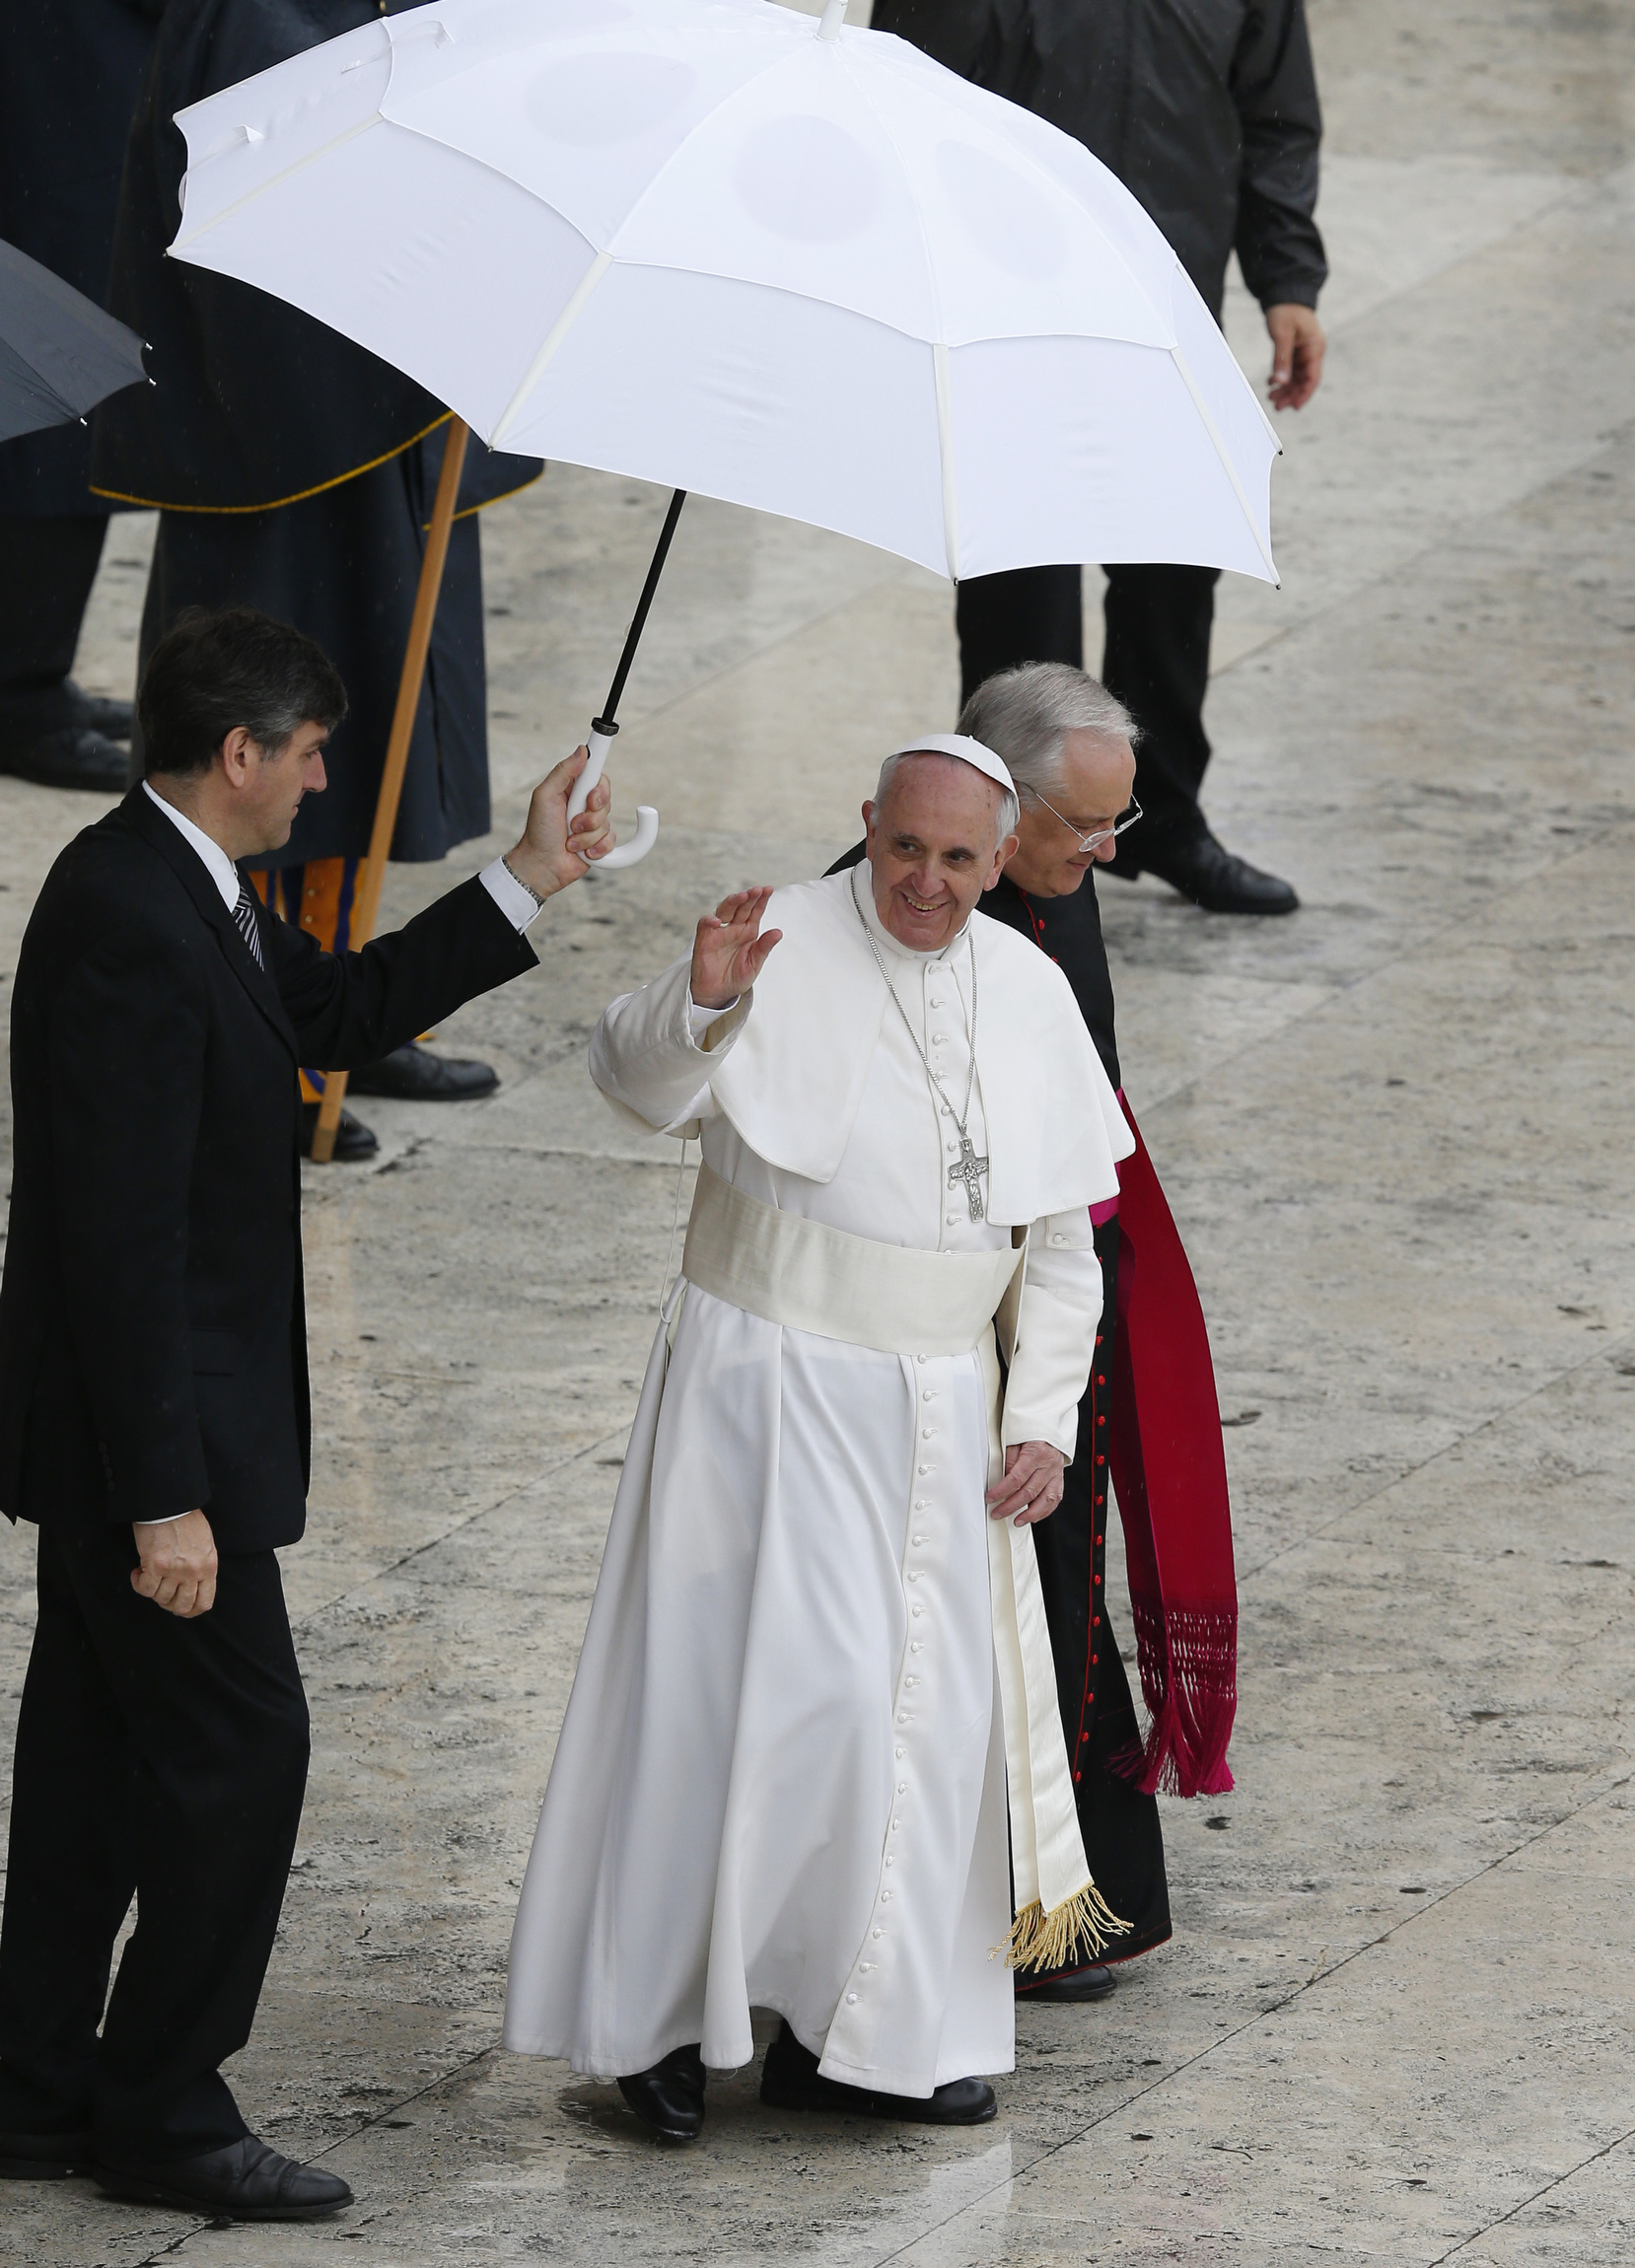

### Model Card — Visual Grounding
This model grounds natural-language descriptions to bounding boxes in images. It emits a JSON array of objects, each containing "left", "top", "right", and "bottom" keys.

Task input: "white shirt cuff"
[
  {"left": 480, "top": 856, "right": 543, "bottom": 932},
  {"left": 686, "top": 991, "right": 738, "bottom": 1042}
]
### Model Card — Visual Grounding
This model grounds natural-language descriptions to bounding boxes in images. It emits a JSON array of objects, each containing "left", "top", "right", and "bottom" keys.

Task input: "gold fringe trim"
[{"left": 997, "top": 1882, "right": 1131, "bottom": 1975}]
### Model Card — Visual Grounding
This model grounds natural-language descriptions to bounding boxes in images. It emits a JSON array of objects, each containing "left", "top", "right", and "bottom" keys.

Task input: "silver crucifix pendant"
[{"left": 948, "top": 1133, "right": 989, "bottom": 1223}]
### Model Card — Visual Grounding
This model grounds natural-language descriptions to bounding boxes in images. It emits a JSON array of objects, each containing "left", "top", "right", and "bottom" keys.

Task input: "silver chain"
[{"left": 851, "top": 874, "right": 979, "bottom": 1141}]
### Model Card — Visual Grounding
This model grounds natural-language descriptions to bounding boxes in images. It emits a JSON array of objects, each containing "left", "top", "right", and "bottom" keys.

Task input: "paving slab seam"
[
  {"left": 284, "top": 1426, "right": 631, "bottom": 1637},
  {"left": 1124, "top": 809, "right": 1635, "bottom": 1127},
  {"left": 1315, "top": 178, "right": 1592, "bottom": 349},
  {"left": 123, "top": 2231, "right": 200, "bottom": 2268},
  {"left": 1426, "top": 2123, "right": 1635, "bottom": 2267},
  {"left": 865, "top": 1766, "right": 1634, "bottom": 2268},
  {"left": 1234, "top": 1331, "right": 1635, "bottom": 1588},
  {"left": 1204, "top": 401, "right": 1635, "bottom": 681},
  {"left": 605, "top": 555, "right": 926, "bottom": 741}
]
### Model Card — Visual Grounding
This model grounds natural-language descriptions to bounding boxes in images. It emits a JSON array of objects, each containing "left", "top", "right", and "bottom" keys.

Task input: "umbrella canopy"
[
  {"left": 165, "top": 0, "right": 1279, "bottom": 585},
  {"left": 0, "top": 237, "right": 148, "bottom": 447}
]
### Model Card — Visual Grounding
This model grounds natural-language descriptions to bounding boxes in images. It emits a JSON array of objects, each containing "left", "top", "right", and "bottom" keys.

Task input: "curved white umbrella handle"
[{"left": 568, "top": 724, "right": 658, "bottom": 872}]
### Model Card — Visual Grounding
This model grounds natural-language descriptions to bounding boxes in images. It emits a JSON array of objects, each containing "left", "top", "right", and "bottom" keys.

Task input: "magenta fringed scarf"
[{"left": 1103, "top": 1094, "right": 1238, "bottom": 1798}]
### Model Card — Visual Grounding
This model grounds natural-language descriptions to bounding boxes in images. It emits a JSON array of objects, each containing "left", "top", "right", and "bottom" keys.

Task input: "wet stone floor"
[{"left": 2, "top": 1, "right": 1633, "bottom": 2261}]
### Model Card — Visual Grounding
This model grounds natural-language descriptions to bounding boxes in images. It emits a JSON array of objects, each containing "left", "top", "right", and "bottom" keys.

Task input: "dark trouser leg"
[
  {"left": 955, "top": 565, "right": 1083, "bottom": 709},
  {"left": 0, "top": 1517, "right": 310, "bottom": 2162},
  {"left": 0, "top": 1529, "right": 137, "bottom": 2134},
  {"left": 0, "top": 515, "right": 107, "bottom": 711},
  {"left": 1026, "top": 1220, "right": 1171, "bottom": 1968},
  {"left": 1101, "top": 563, "right": 1221, "bottom": 863}
]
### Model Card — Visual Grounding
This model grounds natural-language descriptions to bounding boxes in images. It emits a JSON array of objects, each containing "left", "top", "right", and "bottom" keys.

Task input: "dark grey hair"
[
  {"left": 958, "top": 663, "right": 1137, "bottom": 804},
  {"left": 872, "top": 749, "right": 1020, "bottom": 848}
]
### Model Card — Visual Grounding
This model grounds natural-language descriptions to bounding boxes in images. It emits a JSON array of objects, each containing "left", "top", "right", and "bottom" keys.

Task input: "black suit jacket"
[{"left": 0, "top": 785, "right": 536, "bottom": 1551}]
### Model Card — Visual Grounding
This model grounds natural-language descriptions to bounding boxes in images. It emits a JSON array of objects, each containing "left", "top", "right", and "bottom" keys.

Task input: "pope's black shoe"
[
  {"left": 0, "top": 724, "right": 129, "bottom": 792},
  {"left": 299, "top": 1101, "right": 379, "bottom": 1161},
  {"left": 0, "top": 2123, "right": 95, "bottom": 2179},
  {"left": 96, "top": 2135, "right": 352, "bottom": 2221},
  {"left": 616, "top": 2044, "right": 706, "bottom": 2141},
  {"left": 346, "top": 1040, "right": 500, "bottom": 1101},
  {"left": 1015, "top": 1963, "right": 1116, "bottom": 2003},
  {"left": 1145, "top": 830, "right": 1299, "bottom": 915},
  {"left": 759, "top": 2021, "right": 996, "bottom": 2126}
]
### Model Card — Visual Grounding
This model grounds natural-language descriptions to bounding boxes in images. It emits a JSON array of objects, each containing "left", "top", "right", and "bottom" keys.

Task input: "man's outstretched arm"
[{"left": 272, "top": 749, "right": 613, "bottom": 1069}]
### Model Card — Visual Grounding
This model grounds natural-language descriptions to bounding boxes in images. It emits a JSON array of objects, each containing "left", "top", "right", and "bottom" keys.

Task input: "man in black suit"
[{"left": 0, "top": 606, "right": 613, "bottom": 2219}]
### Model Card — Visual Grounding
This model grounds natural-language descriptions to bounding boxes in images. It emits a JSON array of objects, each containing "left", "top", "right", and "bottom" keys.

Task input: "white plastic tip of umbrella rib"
[{"left": 817, "top": 0, "right": 847, "bottom": 39}]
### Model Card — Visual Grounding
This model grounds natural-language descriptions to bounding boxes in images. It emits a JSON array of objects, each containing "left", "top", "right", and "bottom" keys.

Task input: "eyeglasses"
[{"left": 1025, "top": 791, "right": 1143, "bottom": 854}]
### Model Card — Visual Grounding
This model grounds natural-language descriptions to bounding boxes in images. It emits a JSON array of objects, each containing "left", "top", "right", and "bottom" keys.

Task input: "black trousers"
[
  {"left": 1027, "top": 1221, "right": 1171, "bottom": 1968},
  {"left": 956, "top": 562, "right": 1222, "bottom": 857},
  {"left": 0, "top": 513, "right": 109, "bottom": 709},
  {"left": 0, "top": 1517, "right": 309, "bottom": 2161}
]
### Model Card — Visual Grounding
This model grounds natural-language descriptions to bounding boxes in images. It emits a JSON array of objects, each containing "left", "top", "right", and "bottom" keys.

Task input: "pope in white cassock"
[{"left": 505, "top": 736, "right": 1135, "bottom": 2140}]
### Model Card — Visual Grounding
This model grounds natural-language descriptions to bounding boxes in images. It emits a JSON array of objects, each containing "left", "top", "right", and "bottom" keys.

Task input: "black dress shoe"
[
  {"left": 0, "top": 725, "right": 128, "bottom": 792},
  {"left": 72, "top": 690, "right": 134, "bottom": 741},
  {"left": 616, "top": 2044, "right": 706, "bottom": 2141},
  {"left": 299, "top": 1101, "right": 379, "bottom": 1161},
  {"left": 48, "top": 681, "right": 135, "bottom": 740},
  {"left": 759, "top": 2021, "right": 996, "bottom": 2126},
  {"left": 1016, "top": 1963, "right": 1116, "bottom": 2003},
  {"left": 346, "top": 1040, "right": 500, "bottom": 1101},
  {"left": 96, "top": 2135, "right": 352, "bottom": 2221},
  {"left": 1146, "top": 830, "right": 1299, "bottom": 915},
  {"left": 0, "top": 2124, "right": 95, "bottom": 2178}
]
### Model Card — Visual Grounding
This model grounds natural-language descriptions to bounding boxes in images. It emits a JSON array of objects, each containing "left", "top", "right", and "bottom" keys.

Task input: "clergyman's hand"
[
  {"left": 1265, "top": 303, "right": 1325, "bottom": 410},
  {"left": 691, "top": 887, "right": 783, "bottom": 1012},
  {"left": 132, "top": 1509, "right": 219, "bottom": 1617},
  {"left": 986, "top": 1442, "right": 1067, "bottom": 1527},
  {"left": 503, "top": 747, "right": 616, "bottom": 902}
]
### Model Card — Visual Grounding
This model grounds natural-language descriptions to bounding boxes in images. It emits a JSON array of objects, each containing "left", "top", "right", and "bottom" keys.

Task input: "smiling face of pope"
[{"left": 862, "top": 754, "right": 1020, "bottom": 953}]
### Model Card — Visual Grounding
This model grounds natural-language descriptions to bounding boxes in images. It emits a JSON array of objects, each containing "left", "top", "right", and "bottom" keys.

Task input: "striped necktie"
[{"left": 233, "top": 883, "right": 265, "bottom": 971}]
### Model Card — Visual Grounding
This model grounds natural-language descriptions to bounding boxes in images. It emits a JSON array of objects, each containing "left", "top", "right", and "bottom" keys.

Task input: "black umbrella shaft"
[{"left": 594, "top": 488, "right": 687, "bottom": 736}]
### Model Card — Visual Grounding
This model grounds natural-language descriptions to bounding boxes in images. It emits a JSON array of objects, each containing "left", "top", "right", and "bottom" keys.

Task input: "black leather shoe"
[
  {"left": 1016, "top": 1963, "right": 1115, "bottom": 2003},
  {"left": 71, "top": 689, "right": 134, "bottom": 741},
  {"left": 759, "top": 2021, "right": 996, "bottom": 2126},
  {"left": 96, "top": 2135, "right": 352, "bottom": 2221},
  {"left": 300, "top": 1101, "right": 379, "bottom": 1161},
  {"left": 616, "top": 2044, "right": 706, "bottom": 2141},
  {"left": 346, "top": 1040, "right": 499, "bottom": 1101},
  {"left": 0, "top": 2125, "right": 95, "bottom": 2178},
  {"left": 0, "top": 725, "right": 128, "bottom": 792},
  {"left": 1146, "top": 830, "right": 1299, "bottom": 915}
]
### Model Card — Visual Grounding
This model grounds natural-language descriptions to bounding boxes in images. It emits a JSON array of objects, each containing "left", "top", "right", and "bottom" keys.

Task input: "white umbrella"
[
  {"left": 167, "top": 0, "right": 1281, "bottom": 1151},
  {"left": 171, "top": 0, "right": 1277, "bottom": 595}
]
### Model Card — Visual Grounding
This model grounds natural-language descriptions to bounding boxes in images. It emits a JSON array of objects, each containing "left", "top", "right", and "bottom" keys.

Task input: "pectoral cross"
[{"left": 947, "top": 1131, "right": 989, "bottom": 1223}]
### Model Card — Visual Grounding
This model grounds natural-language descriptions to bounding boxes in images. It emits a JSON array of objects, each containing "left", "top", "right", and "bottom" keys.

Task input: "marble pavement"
[{"left": 3, "top": 0, "right": 1632, "bottom": 2260}]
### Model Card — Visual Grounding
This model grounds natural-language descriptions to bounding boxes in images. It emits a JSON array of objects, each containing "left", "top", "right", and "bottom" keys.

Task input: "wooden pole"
[{"left": 310, "top": 416, "right": 470, "bottom": 1164}]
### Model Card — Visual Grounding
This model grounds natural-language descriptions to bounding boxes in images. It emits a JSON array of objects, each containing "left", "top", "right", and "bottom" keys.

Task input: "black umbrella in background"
[{"left": 0, "top": 237, "right": 147, "bottom": 444}]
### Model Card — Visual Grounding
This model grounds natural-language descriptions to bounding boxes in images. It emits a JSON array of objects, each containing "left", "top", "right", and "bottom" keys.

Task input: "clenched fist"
[
  {"left": 131, "top": 1509, "right": 218, "bottom": 1617},
  {"left": 502, "top": 747, "right": 616, "bottom": 901}
]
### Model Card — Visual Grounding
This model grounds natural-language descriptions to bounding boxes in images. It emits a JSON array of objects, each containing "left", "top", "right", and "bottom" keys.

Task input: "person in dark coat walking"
[
  {"left": 0, "top": 605, "right": 613, "bottom": 2220},
  {"left": 872, "top": 0, "right": 1328, "bottom": 915},
  {"left": 0, "top": 0, "right": 160, "bottom": 792},
  {"left": 92, "top": 0, "right": 545, "bottom": 1156}
]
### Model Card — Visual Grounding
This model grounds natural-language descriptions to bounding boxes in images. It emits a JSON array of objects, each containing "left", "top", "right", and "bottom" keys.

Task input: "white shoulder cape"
[{"left": 702, "top": 870, "right": 1132, "bottom": 1225}]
